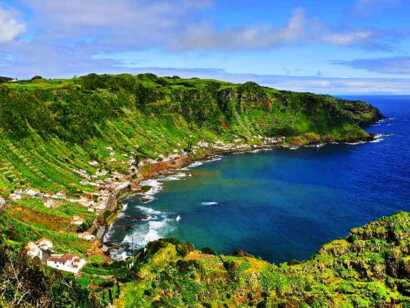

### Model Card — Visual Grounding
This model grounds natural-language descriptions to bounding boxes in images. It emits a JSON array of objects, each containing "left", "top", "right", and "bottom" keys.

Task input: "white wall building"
[{"left": 46, "top": 254, "right": 86, "bottom": 274}]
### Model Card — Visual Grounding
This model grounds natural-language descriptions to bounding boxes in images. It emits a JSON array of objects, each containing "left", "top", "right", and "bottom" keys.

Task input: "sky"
[{"left": 1, "top": 0, "right": 410, "bottom": 94}]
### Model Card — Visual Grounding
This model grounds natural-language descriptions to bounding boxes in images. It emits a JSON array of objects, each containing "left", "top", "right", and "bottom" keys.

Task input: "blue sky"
[{"left": 1, "top": 0, "right": 410, "bottom": 94}]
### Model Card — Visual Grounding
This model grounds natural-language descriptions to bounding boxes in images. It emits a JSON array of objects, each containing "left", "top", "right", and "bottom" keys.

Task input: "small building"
[
  {"left": 44, "top": 198, "right": 61, "bottom": 209},
  {"left": 71, "top": 215, "right": 85, "bottom": 226},
  {"left": 24, "top": 189, "right": 43, "bottom": 198},
  {"left": 9, "top": 191, "right": 23, "bottom": 201},
  {"left": 46, "top": 254, "right": 86, "bottom": 274},
  {"left": 24, "top": 238, "right": 54, "bottom": 261},
  {"left": 25, "top": 242, "right": 43, "bottom": 260},
  {"left": 78, "top": 232, "right": 95, "bottom": 241},
  {"left": 37, "top": 238, "right": 53, "bottom": 251},
  {"left": 54, "top": 191, "right": 66, "bottom": 199}
]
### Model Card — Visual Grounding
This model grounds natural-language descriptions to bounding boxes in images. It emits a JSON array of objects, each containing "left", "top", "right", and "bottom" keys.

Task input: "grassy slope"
[{"left": 0, "top": 74, "right": 396, "bottom": 307}]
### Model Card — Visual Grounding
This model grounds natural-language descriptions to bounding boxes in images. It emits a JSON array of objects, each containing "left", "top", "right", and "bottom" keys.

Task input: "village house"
[
  {"left": 24, "top": 238, "right": 54, "bottom": 261},
  {"left": 53, "top": 191, "right": 66, "bottom": 200},
  {"left": 46, "top": 254, "right": 86, "bottom": 274},
  {"left": 95, "top": 169, "right": 109, "bottom": 177},
  {"left": 24, "top": 188, "right": 43, "bottom": 198},
  {"left": 78, "top": 232, "right": 95, "bottom": 241},
  {"left": 75, "top": 168, "right": 91, "bottom": 180},
  {"left": 78, "top": 195, "right": 95, "bottom": 207},
  {"left": 9, "top": 190, "right": 23, "bottom": 201},
  {"left": 44, "top": 197, "right": 61, "bottom": 209},
  {"left": 25, "top": 242, "right": 43, "bottom": 260},
  {"left": 71, "top": 215, "right": 85, "bottom": 226},
  {"left": 37, "top": 238, "right": 53, "bottom": 251}
]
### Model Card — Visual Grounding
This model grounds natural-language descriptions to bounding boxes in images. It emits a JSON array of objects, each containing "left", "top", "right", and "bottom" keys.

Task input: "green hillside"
[
  {"left": 0, "top": 74, "right": 402, "bottom": 308},
  {"left": 0, "top": 73, "right": 381, "bottom": 194}
]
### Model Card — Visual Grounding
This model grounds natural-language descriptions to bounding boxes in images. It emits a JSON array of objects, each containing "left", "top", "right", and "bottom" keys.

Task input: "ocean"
[{"left": 106, "top": 96, "right": 410, "bottom": 263}]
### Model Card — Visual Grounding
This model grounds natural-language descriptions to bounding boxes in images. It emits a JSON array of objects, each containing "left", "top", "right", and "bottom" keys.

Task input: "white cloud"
[
  {"left": 324, "top": 31, "right": 375, "bottom": 46},
  {"left": 173, "top": 9, "right": 380, "bottom": 50},
  {"left": 19, "top": 2, "right": 384, "bottom": 51},
  {"left": 356, "top": 0, "right": 400, "bottom": 7},
  {"left": 0, "top": 6, "right": 25, "bottom": 43},
  {"left": 24, "top": 0, "right": 210, "bottom": 31},
  {"left": 354, "top": 0, "right": 402, "bottom": 15}
]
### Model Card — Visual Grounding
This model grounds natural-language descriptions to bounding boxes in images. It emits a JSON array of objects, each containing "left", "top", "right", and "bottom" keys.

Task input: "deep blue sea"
[{"left": 107, "top": 96, "right": 410, "bottom": 263}]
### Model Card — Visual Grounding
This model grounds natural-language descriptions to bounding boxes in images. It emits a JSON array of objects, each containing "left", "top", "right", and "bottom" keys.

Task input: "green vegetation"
[{"left": 0, "top": 74, "right": 393, "bottom": 307}]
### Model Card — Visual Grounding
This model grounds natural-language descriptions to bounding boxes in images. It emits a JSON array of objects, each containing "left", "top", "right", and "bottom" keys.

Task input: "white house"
[
  {"left": 78, "top": 232, "right": 95, "bottom": 241},
  {"left": 37, "top": 238, "right": 53, "bottom": 251},
  {"left": 25, "top": 242, "right": 43, "bottom": 259},
  {"left": 46, "top": 254, "right": 86, "bottom": 274},
  {"left": 25, "top": 238, "right": 54, "bottom": 260},
  {"left": 9, "top": 191, "right": 23, "bottom": 201},
  {"left": 71, "top": 215, "right": 85, "bottom": 226},
  {"left": 53, "top": 191, "right": 66, "bottom": 200}
]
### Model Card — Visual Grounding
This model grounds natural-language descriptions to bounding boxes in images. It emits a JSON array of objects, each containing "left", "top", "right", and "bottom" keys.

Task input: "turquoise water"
[{"left": 107, "top": 96, "right": 410, "bottom": 263}]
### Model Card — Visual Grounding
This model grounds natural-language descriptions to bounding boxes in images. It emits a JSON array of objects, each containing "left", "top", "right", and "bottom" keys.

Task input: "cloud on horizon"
[
  {"left": 354, "top": 0, "right": 402, "bottom": 14},
  {"left": 336, "top": 56, "right": 410, "bottom": 75}
]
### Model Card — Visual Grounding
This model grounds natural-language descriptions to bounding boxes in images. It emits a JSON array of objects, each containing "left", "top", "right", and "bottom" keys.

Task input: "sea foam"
[
  {"left": 201, "top": 201, "right": 219, "bottom": 206},
  {"left": 121, "top": 206, "right": 175, "bottom": 250}
]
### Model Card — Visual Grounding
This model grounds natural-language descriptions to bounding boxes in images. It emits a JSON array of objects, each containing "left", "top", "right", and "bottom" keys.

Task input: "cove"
[{"left": 106, "top": 96, "right": 410, "bottom": 263}]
